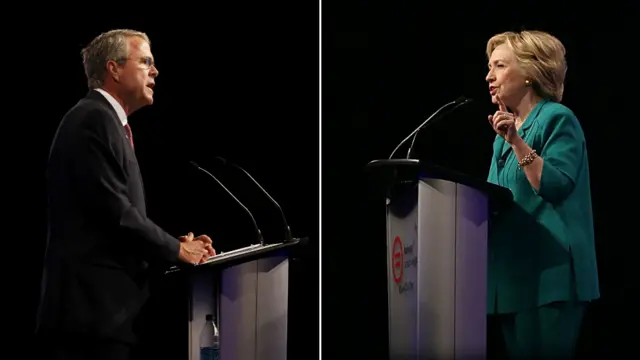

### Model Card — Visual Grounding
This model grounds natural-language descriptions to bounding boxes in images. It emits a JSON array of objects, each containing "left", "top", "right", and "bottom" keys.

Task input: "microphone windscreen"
[{"left": 454, "top": 96, "right": 472, "bottom": 105}]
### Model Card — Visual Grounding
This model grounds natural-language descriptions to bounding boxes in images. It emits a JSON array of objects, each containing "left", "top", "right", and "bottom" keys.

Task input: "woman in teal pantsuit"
[{"left": 484, "top": 30, "right": 600, "bottom": 359}]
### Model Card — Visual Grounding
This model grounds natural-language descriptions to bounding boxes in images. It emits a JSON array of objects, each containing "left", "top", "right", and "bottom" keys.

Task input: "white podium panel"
[
  {"left": 386, "top": 178, "right": 488, "bottom": 359},
  {"left": 188, "top": 255, "right": 289, "bottom": 360}
]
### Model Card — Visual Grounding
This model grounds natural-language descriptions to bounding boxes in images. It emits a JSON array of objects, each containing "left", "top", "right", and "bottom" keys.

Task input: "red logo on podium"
[{"left": 392, "top": 236, "right": 403, "bottom": 283}]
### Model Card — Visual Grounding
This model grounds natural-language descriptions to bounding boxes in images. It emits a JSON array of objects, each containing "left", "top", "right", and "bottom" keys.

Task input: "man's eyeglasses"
[{"left": 116, "top": 56, "right": 156, "bottom": 69}]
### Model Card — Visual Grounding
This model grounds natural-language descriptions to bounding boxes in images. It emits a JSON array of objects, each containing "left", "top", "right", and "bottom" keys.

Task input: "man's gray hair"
[{"left": 81, "top": 29, "right": 150, "bottom": 89}]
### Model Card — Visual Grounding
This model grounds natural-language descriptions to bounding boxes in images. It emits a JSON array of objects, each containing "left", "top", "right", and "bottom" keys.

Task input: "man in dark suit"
[{"left": 36, "top": 29, "right": 214, "bottom": 360}]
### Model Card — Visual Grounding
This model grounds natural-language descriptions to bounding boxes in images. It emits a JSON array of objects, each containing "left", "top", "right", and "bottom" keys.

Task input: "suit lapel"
[
  {"left": 85, "top": 90, "right": 147, "bottom": 205},
  {"left": 85, "top": 90, "right": 131, "bottom": 149},
  {"left": 494, "top": 135, "right": 506, "bottom": 160}
]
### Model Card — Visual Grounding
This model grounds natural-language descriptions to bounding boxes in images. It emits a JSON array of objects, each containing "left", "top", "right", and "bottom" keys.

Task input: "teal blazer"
[{"left": 486, "top": 99, "right": 600, "bottom": 314}]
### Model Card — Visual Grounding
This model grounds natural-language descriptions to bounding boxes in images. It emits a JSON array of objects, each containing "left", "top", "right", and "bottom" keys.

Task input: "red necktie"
[{"left": 123, "top": 123, "right": 134, "bottom": 150}]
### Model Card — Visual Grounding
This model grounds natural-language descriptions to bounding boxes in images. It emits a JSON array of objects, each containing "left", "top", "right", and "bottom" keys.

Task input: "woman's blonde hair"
[{"left": 486, "top": 30, "right": 567, "bottom": 102}]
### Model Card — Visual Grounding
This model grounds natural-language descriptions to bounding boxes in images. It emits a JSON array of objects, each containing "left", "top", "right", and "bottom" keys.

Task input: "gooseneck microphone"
[
  {"left": 215, "top": 157, "right": 294, "bottom": 243},
  {"left": 388, "top": 96, "right": 473, "bottom": 159},
  {"left": 189, "top": 161, "right": 264, "bottom": 245}
]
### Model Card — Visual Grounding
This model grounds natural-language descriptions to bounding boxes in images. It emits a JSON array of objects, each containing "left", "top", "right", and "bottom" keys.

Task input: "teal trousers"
[{"left": 498, "top": 301, "right": 586, "bottom": 359}]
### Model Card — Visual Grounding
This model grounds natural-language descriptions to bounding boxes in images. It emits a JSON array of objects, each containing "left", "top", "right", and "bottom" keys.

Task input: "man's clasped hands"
[{"left": 177, "top": 232, "right": 216, "bottom": 265}]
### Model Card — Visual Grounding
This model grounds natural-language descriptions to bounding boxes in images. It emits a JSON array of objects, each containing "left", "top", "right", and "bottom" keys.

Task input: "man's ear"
[{"left": 106, "top": 60, "right": 121, "bottom": 83}]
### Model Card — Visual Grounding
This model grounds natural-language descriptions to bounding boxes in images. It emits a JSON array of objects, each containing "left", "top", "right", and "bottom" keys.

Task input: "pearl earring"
[{"left": 525, "top": 79, "right": 531, "bottom": 86}]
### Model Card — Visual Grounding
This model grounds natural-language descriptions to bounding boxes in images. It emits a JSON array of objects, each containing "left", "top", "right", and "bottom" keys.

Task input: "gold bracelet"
[{"left": 518, "top": 149, "right": 538, "bottom": 168}]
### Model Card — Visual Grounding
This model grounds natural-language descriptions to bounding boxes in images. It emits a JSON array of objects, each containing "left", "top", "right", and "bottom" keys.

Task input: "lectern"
[
  {"left": 165, "top": 239, "right": 304, "bottom": 360},
  {"left": 367, "top": 159, "right": 512, "bottom": 360}
]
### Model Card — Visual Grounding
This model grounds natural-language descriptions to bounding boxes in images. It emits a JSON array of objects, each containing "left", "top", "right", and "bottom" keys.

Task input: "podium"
[
  {"left": 367, "top": 159, "right": 512, "bottom": 359},
  {"left": 165, "top": 238, "right": 305, "bottom": 360}
]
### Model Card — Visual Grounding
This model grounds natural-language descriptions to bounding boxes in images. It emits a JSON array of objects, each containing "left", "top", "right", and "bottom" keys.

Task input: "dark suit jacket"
[
  {"left": 36, "top": 90, "right": 180, "bottom": 344},
  {"left": 487, "top": 99, "right": 600, "bottom": 314}
]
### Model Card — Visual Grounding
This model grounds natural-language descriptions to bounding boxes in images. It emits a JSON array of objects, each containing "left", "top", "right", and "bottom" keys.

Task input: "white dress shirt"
[{"left": 95, "top": 88, "right": 128, "bottom": 126}]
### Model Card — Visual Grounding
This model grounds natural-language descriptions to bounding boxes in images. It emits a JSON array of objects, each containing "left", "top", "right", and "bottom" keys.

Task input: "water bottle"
[{"left": 199, "top": 314, "right": 220, "bottom": 360}]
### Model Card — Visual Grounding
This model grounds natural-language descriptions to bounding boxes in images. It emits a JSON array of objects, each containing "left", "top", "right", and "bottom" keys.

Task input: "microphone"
[
  {"left": 388, "top": 96, "right": 473, "bottom": 159},
  {"left": 215, "top": 157, "right": 294, "bottom": 243},
  {"left": 189, "top": 161, "right": 264, "bottom": 245}
]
